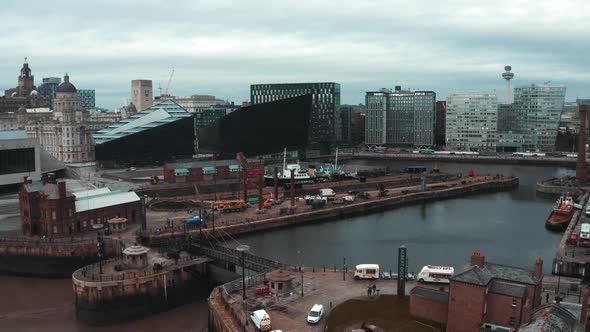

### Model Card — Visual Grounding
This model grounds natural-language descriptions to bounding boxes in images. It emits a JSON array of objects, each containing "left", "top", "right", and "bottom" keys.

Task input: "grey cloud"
[{"left": 0, "top": 0, "right": 588, "bottom": 108}]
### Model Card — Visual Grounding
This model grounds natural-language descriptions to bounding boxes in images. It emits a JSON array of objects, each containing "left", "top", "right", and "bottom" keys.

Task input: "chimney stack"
[
  {"left": 395, "top": 85, "right": 401, "bottom": 92},
  {"left": 534, "top": 256, "right": 543, "bottom": 280},
  {"left": 577, "top": 104, "right": 588, "bottom": 182},
  {"left": 470, "top": 250, "right": 485, "bottom": 268},
  {"left": 581, "top": 288, "right": 589, "bottom": 326},
  {"left": 58, "top": 181, "right": 66, "bottom": 199}
]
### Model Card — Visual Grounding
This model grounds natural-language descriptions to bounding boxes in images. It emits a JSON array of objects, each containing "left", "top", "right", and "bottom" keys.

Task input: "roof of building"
[
  {"left": 75, "top": 191, "right": 139, "bottom": 213},
  {"left": 452, "top": 262, "right": 538, "bottom": 286},
  {"left": 57, "top": 74, "right": 77, "bottom": 93},
  {"left": 0, "top": 130, "right": 28, "bottom": 140},
  {"left": 411, "top": 287, "right": 449, "bottom": 303},
  {"left": 488, "top": 279, "right": 527, "bottom": 298},
  {"left": 123, "top": 244, "right": 149, "bottom": 256},
  {"left": 72, "top": 187, "right": 112, "bottom": 199},
  {"left": 165, "top": 158, "right": 254, "bottom": 170},
  {"left": 518, "top": 304, "right": 583, "bottom": 332},
  {"left": 23, "top": 182, "right": 69, "bottom": 199},
  {"left": 92, "top": 99, "right": 192, "bottom": 145}
]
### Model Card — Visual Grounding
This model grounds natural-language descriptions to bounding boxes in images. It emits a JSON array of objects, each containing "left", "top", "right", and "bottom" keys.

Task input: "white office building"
[{"left": 446, "top": 92, "right": 498, "bottom": 152}]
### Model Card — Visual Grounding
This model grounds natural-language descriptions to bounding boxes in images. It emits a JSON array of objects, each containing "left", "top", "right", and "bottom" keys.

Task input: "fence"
[{"left": 73, "top": 255, "right": 205, "bottom": 282}]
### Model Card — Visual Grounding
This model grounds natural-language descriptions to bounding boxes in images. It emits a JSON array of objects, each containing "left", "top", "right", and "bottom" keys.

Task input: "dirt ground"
[{"left": 325, "top": 295, "right": 444, "bottom": 332}]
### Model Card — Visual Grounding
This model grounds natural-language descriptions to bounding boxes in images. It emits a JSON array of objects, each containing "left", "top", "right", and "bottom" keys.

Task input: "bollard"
[{"left": 324, "top": 267, "right": 326, "bottom": 272}]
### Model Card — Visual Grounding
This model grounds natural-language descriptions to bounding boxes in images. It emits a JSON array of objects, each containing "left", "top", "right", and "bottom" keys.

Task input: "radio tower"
[{"left": 502, "top": 66, "right": 514, "bottom": 103}]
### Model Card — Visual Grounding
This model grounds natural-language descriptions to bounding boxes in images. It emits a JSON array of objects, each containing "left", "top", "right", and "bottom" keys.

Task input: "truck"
[
  {"left": 212, "top": 200, "right": 246, "bottom": 213},
  {"left": 184, "top": 216, "right": 201, "bottom": 227},
  {"left": 319, "top": 188, "right": 336, "bottom": 198},
  {"left": 250, "top": 309, "right": 272, "bottom": 331}
]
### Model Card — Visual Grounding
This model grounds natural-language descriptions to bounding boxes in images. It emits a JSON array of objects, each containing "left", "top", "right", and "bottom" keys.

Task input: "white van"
[
  {"left": 417, "top": 265, "right": 454, "bottom": 284},
  {"left": 250, "top": 309, "right": 272, "bottom": 331},
  {"left": 581, "top": 223, "right": 590, "bottom": 239},
  {"left": 354, "top": 264, "right": 380, "bottom": 280}
]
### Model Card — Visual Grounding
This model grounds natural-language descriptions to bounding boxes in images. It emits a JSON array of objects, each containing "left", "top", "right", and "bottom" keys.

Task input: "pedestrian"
[
  {"left": 373, "top": 284, "right": 376, "bottom": 294},
  {"left": 546, "top": 292, "right": 550, "bottom": 303},
  {"left": 367, "top": 286, "right": 371, "bottom": 297}
]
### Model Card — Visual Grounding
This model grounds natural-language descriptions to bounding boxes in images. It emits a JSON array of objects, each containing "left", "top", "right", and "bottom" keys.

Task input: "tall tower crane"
[{"left": 164, "top": 69, "right": 175, "bottom": 96}]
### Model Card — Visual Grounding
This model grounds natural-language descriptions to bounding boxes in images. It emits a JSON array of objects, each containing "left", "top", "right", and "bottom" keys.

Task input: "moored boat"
[{"left": 545, "top": 194, "right": 574, "bottom": 231}]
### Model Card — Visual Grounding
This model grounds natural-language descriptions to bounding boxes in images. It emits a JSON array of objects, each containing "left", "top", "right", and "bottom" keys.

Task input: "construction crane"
[{"left": 164, "top": 69, "right": 175, "bottom": 96}]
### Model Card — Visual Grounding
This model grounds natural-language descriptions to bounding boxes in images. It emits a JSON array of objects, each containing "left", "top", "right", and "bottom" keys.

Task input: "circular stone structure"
[
  {"left": 123, "top": 244, "right": 150, "bottom": 269},
  {"left": 266, "top": 269, "right": 296, "bottom": 296},
  {"left": 107, "top": 217, "right": 128, "bottom": 232}
]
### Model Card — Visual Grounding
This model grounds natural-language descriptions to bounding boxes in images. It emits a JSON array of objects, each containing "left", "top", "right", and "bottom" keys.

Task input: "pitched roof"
[
  {"left": 411, "top": 287, "right": 449, "bottom": 303},
  {"left": 92, "top": 100, "right": 192, "bottom": 144},
  {"left": 488, "top": 280, "right": 526, "bottom": 298},
  {"left": 24, "top": 182, "right": 69, "bottom": 199},
  {"left": 452, "top": 262, "right": 538, "bottom": 286},
  {"left": 518, "top": 304, "right": 583, "bottom": 332},
  {"left": 75, "top": 191, "right": 139, "bottom": 213}
]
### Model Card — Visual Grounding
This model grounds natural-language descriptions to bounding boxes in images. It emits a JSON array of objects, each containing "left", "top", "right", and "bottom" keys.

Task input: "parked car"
[
  {"left": 570, "top": 224, "right": 583, "bottom": 245},
  {"left": 307, "top": 304, "right": 324, "bottom": 324}
]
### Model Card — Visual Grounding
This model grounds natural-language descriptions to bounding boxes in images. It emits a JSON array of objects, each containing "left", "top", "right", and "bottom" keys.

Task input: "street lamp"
[
  {"left": 92, "top": 223, "right": 104, "bottom": 275},
  {"left": 237, "top": 244, "right": 250, "bottom": 302},
  {"left": 343, "top": 257, "right": 346, "bottom": 281},
  {"left": 556, "top": 260, "right": 563, "bottom": 301},
  {"left": 298, "top": 250, "right": 304, "bottom": 297}
]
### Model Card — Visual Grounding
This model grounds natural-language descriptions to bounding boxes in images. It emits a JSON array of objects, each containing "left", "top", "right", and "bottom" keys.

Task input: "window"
[
  {"left": 68, "top": 208, "right": 73, "bottom": 217},
  {"left": 278, "top": 283, "right": 283, "bottom": 290},
  {"left": 52, "top": 211, "right": 56, "bottom": 220},
  {"left": 511, "top": 298, "right": 517, "bottom": 307},
  {"left": 271, "top": 282, "right": 275, "bottom": 289},
  {"left": 509, "top": 316, "right": 516, "bottom": 326},
  {"left": 53, "top": 225, "right": 58, "bottom": 234}
]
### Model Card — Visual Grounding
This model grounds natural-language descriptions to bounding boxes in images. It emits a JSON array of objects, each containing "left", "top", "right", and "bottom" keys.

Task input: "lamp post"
[
  {"left": 556, "top": 260, "right": 563, "bottom": 301},
  {"left": 343, "top": 257, "right": 346, "bottom": 281},
  {"left": 236, "top": 244, "right": 250, "bottom": 302},
  {"left": 92, "top": 223, "right": 104, "bottom": 275},
  {"left": 298, "top": 250, "right": 304, "bottom": 297}
]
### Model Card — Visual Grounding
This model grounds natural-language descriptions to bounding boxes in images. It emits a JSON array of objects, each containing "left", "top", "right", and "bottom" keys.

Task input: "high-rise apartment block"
[
  {"left": 446, "top": 92, "right": 498, "bottom": 152},
  {"left": 365, "top": 86, "right": 435, "bottom": 147},
  {"left": 131, "top": 80, "right": 153, "bottom": 112},
  {"left": 435, "top": 101, "right": 446, "bottom": 146},
  {"left": 250, "top": 82, "right": 341, "bottom": 144}
]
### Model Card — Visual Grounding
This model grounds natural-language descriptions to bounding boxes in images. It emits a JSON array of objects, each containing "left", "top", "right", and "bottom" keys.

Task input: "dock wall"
[
  {"left": 139, "top": 177, "right": 519, "bottom": 246},
  {"left": 0, "top": 237, "right": 121, "bottom": 277},
  {"left": 72, "top": 257, "right": 210, "bottom": 325}
]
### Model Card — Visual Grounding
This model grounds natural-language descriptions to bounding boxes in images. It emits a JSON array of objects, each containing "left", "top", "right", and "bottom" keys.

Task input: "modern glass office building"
[
  {"left": 250, "top": 82, "right": 340, "bottom": 144},
  {"left": 38, "top": 77, "right": 95, "bottom": 110},
  {"left": 365, "top": 87, "right": 435, "bottom": 147},
  {"left": 512, "top": 83, "right": 566, "bottom": 152},
  {"left": 77, "top": 89, "right": 95, "bottom": 109},
  {"left": 446, "top": 92, "right": 498, "bottom": 152},
  {"left": 365, "top": 90, "right": 388, "bottom": 145}
]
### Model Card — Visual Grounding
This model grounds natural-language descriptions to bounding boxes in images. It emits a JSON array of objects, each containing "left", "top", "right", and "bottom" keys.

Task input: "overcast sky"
[{"left": 1, "top": 0, "right": 589, "bottom": 108}]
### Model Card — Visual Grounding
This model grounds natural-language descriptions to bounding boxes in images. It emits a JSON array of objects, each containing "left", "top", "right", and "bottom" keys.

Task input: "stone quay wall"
[
  {"left": 72, "top": 256, "right": 209, "bottom": 325},
  {"left": 139, "top": 177, "right": 519, "bottom": 246},
  {"left": 0, "top": 237, "right": 121, "bottom": 277}
]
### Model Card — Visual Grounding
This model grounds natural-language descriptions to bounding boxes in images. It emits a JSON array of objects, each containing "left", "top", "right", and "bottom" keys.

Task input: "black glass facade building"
[
  {"left": 250, "top": 82, "right": 340, "bottom": 144},
  {"left": 93, "top": 100, "right": 195, "bottom": 164},
  {"left": 197, "top": 95, "right": 312, "bottom": 156}
]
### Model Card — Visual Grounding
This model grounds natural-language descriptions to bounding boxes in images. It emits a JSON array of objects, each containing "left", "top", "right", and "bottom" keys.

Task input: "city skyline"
[{"left": 1, "top": 0, "right": 589, "bottom": 108}]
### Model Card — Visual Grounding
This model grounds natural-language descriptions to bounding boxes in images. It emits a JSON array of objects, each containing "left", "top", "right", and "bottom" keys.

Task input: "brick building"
[
  {"left": 19, "top": 179, "right": 141, "bottom": 239},
  {"left": 163, "top": 158, "right": 263, "bottom": 184},
  {"left": 410, "top": 250, "right": 544, "bottom": 332}
]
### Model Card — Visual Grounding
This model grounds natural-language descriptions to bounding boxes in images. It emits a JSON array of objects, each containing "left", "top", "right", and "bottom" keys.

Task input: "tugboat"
[{"left": 545, "top": 193, "right": 574, "bottom": 231}]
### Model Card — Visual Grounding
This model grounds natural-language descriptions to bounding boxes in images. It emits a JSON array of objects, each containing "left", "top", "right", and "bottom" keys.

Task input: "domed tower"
[
  {"left": 54, "top": 73, "right": 82, "bottom": 123},
  {"left": 17, "top": 58, "right": 36, "bottom": 97}
]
